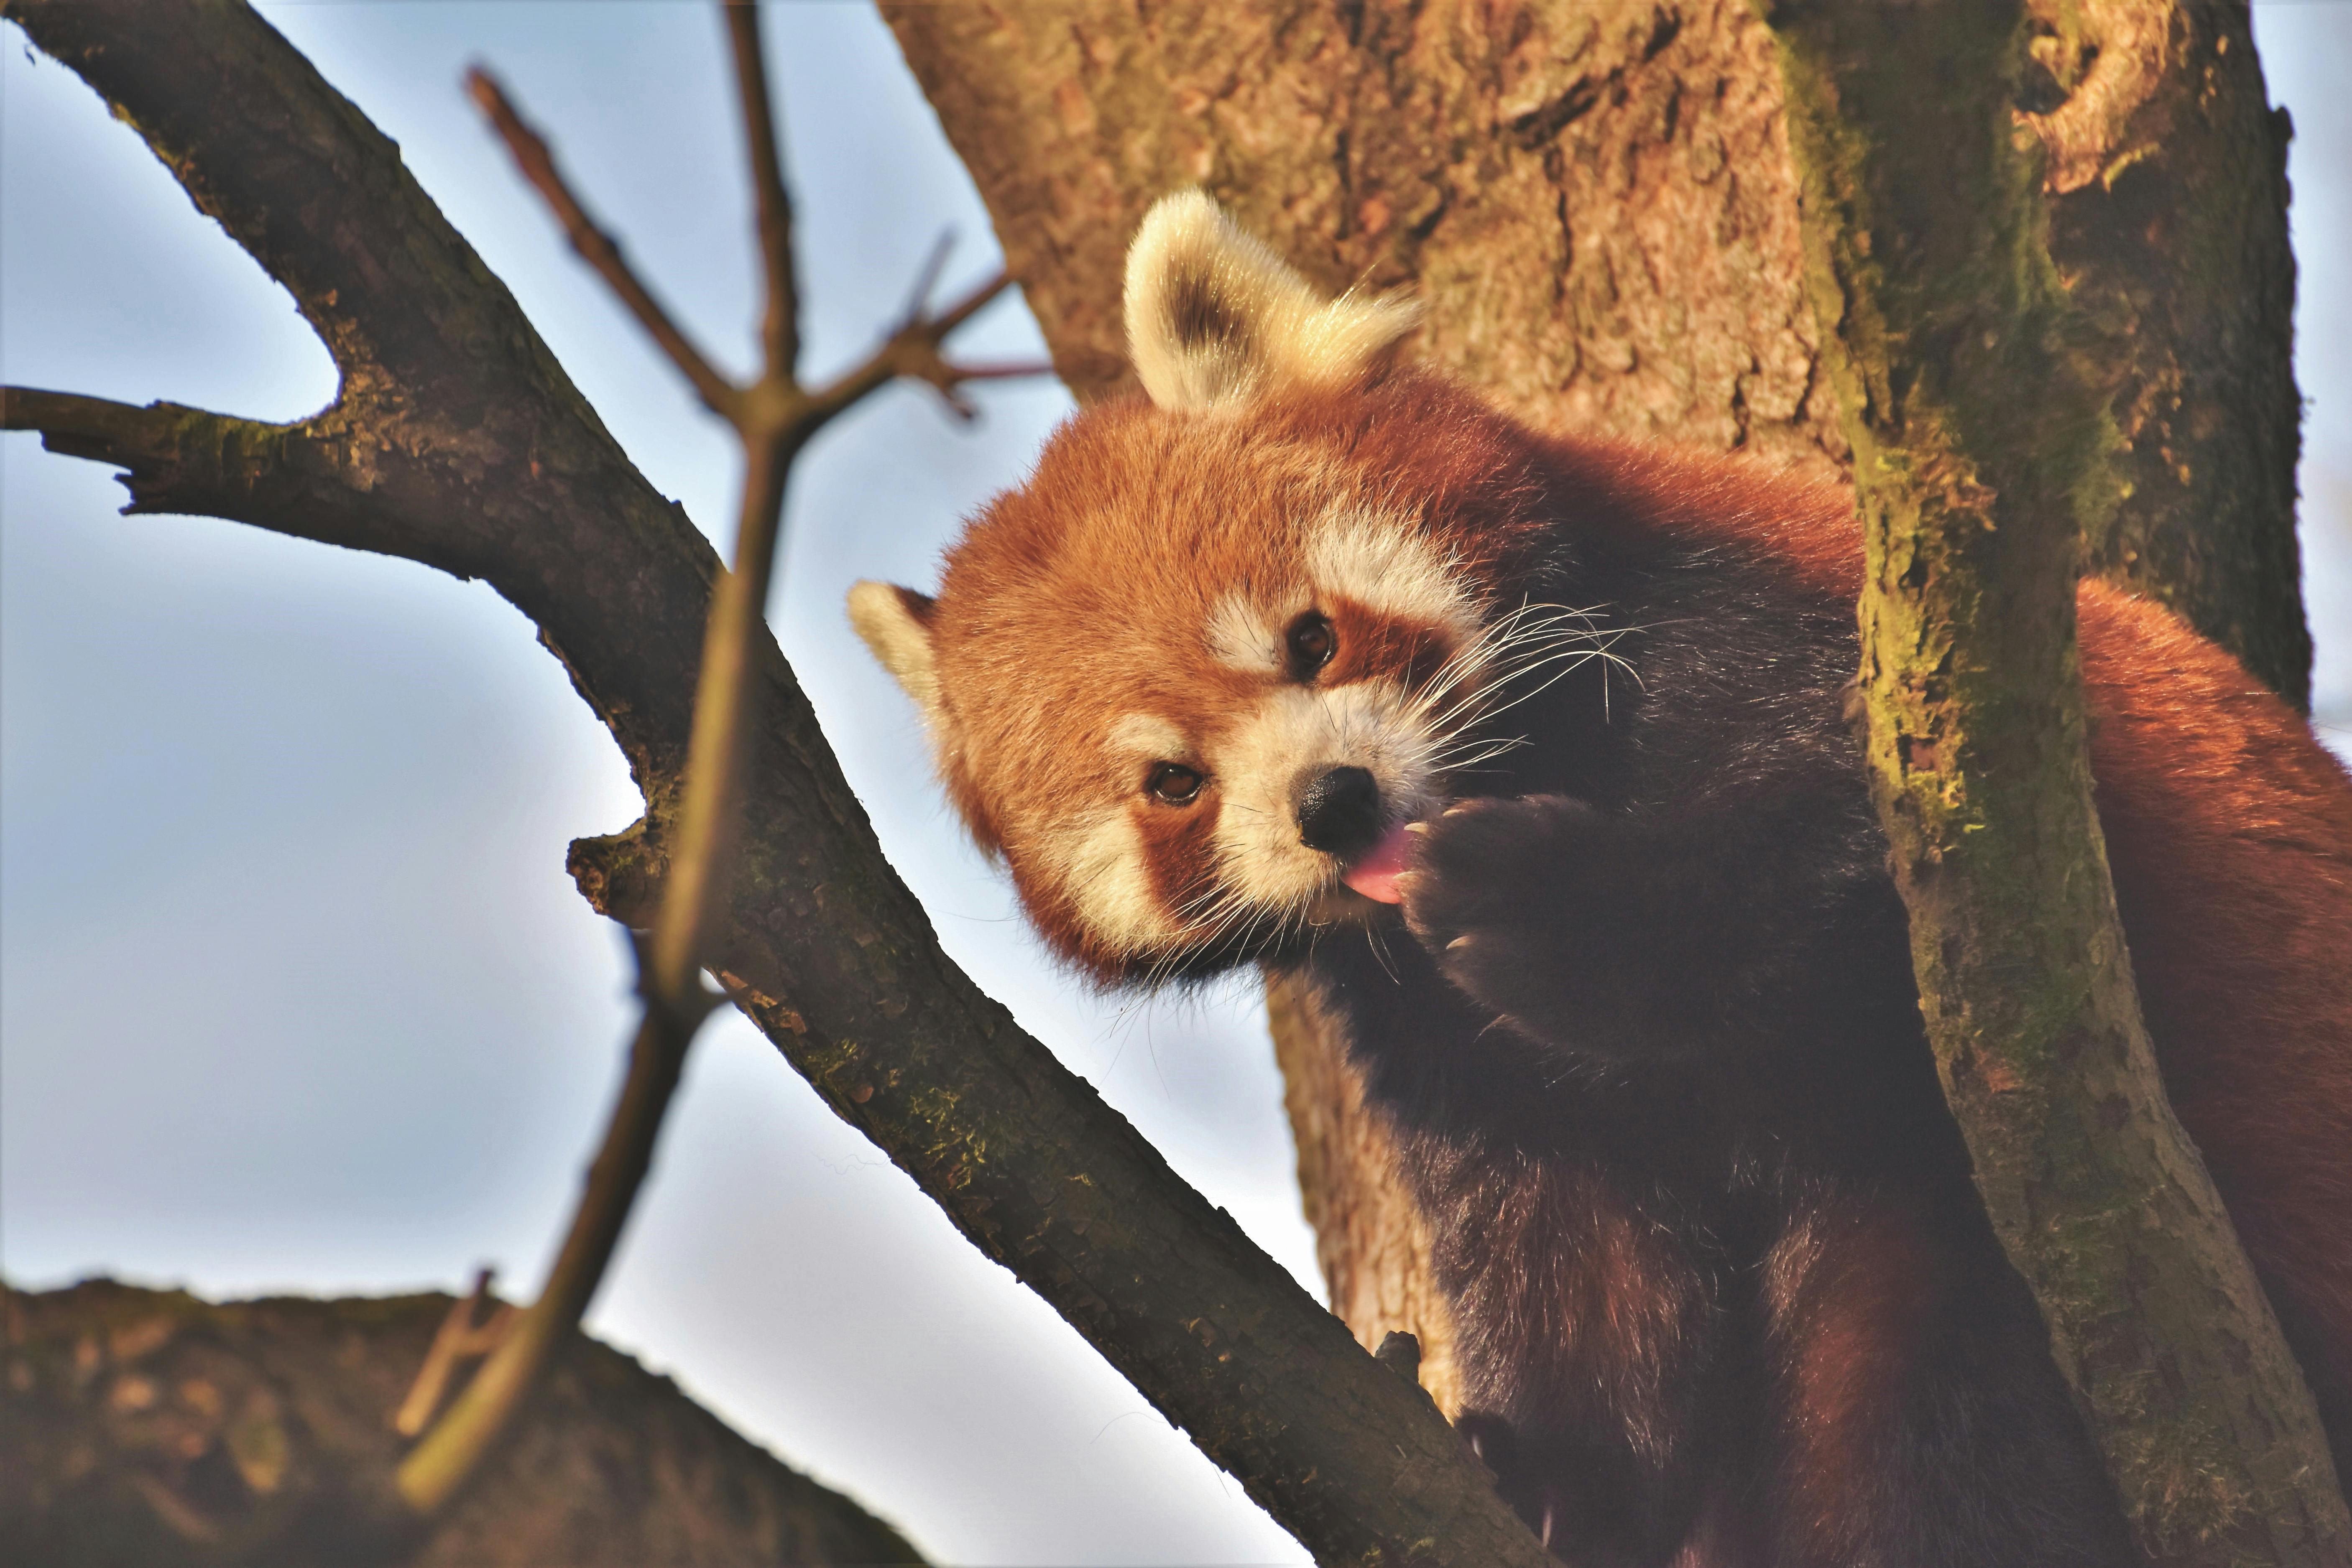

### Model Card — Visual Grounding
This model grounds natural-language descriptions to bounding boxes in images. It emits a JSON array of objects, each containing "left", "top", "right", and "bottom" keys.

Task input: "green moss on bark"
[{"left": 1764, "top": 0, "right": 2348, "bottom": 1560}]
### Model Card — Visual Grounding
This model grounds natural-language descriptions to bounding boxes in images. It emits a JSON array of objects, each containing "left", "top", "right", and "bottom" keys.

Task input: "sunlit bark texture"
[
  {"left": 1, "top": 1281, "right": 924, "bottom": 1568},
  {"left": 1765, "top": 0, "right": 2346, "bottom": 1560},
  {"left": 882, "top": 0, "right": 2309, "bottom": 1430}
]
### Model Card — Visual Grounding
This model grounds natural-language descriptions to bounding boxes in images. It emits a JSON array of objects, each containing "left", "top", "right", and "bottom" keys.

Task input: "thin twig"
[
  {"left": 397, "top": 4, "right": 1040, "bottom": 1527},
  {"left": 941, "top": 360, "right": 1057, "bottom": 382},
  {"left": 723, "top": 3, "right": 799, "bottom": 377},
  {"left": 391, "top": 1269, "right": 516, "bottom": 1438},
  {"left": 923, "top": 269, "right": 1015, "bottom": 338},
  {"left": 897, "top": 227, "right": 958, "bottom": 327},
  {"left": 396, "top": 973, "right": 720, "bottom": 1516},
  {"left": 802, "top": 270, "right": 1020, "bottom": 426},
  {"left": 466, "top": 67, "right": 741, "bottom": 420}
]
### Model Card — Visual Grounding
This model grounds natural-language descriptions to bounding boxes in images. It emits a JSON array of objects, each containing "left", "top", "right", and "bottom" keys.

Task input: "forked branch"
[
  {"left": 465, "top": 69, "right": 739, "bottom": 418},
  {"left": 2, "top": 0, "right": 1555, "bottom": 1561},
  {"left": 403, "top": 4, "right": 1026, "bottom": 1522}
]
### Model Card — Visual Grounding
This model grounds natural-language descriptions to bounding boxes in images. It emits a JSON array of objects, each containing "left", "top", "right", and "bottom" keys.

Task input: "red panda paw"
[
  {"left": 1456, "top": 1407, "right": 1666, "bottom": 1564},
  {"left": 1399, "top": 793, "right": 1599, "bottom": 1034}
]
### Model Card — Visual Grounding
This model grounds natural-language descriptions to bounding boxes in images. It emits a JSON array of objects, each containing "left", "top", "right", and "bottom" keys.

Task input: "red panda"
[{"left": 848, "top": 192, "right": 2352, "bottom": 1566}]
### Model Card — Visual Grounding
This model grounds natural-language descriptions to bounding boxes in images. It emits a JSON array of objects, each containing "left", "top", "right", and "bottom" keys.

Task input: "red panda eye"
[
  {"left": 1147, "top": 762, "right": 1204, "bottom": 805},
  {"left": 1286, "top": 612, "right": 1336, "bottom": 678}
]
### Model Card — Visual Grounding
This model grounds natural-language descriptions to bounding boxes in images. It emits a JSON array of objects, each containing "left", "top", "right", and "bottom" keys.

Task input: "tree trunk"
[
  {"left": 882, "top": 0, "right": 2308, "bottom": 1423},
  {"left": 1765, "top": 1, "right": 2344, "bottom": 1555},
  {"left": 1, "top": 1280, "right": 924, "bottom": 1568}
]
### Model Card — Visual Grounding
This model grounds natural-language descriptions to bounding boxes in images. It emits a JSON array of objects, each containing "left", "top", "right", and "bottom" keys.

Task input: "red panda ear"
[
  {"left": 1123, "top": 189, "right": 1419, "bottom": 412},
  {"left": 847, "top": 580, "right": 944, "bottom": 726}
]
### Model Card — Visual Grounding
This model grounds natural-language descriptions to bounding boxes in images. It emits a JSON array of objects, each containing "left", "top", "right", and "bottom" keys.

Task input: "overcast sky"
[{"left": 4, "top": 6, "right": 2346, "bottom": 1565}]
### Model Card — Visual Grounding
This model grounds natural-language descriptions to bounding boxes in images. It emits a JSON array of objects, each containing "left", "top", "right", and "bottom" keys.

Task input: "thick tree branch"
[
  {"left": 3, "top": 1280, "right": 927, "bottom": 1567},
  {"left": 0, "top": 0, "right": 1550, "bottom": 1560},
  {"left": 0, "top": 388, "right": 496, "bottom": 581},
  {"left": 1762, "top": 0, "right": 2349, "bottom": 1561},
  {"left": 5, "top": 388, "right": 294, "bottom": 509},
  {"left": 2019, "top": 0, "right": 2309, "bottom": 704}
]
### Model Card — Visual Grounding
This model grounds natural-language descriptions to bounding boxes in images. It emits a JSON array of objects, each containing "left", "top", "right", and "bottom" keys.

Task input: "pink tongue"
[{"left": 1342, "top": 823, "right": 1416, "bottom": 904}]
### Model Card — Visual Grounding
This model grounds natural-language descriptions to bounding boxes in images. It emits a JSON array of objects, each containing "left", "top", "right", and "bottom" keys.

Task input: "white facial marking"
[
  {"left": 1109, "top": 713, "right": 1188, "bottom": 760},
  {"left": 1206, "top": 592, "right": 1298, "bottom": 673},
  {"left": 1035, "top": 511, "right": 1490, "bottom": 961},
  {"left": 1047, "top": 808, "right": 1181, "bottom": 954},
  {"left": 1309, "top": 511, "right": 1478, "bottom": 635},
  {"left": 1208, "top": 683, "right": 1438, "bottom": 913}
]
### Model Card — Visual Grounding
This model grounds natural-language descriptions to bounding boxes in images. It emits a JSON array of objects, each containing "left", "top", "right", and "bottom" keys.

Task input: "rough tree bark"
[
  {"left": 881, "top": 0, "right": 2313, "bottom": 1441},
  {"left": 0, "top": 1, "right": 1552, "bottom": 1562},
  {"left": 1765, "top": 1, "right": 2344, "bottom": 1559},
  {"left": 3, "top": 1280, "right": 924, "bottom": 1568}
]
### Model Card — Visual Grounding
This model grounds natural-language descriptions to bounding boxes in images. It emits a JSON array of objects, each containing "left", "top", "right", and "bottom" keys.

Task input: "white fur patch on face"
[
  {"left": 1108, "top": 713, "right": 1189, "bottom": 760},
  {"left": 1208, "top": 683, "right": 1438, "bottom": 913},
  {"left": 1205, "top": 592, "right": 1300, "bottom": 673},
  {"left": 1044, "top": 808, "right": 1181, "bottom": 955},
  {"left": 1309, "top": 512, "right": 1478, "bottom": 635}
]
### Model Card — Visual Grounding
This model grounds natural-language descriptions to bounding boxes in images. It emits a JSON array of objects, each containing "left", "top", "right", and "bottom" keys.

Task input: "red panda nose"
[{"left": 1296, "top": 765, "right": 1385, "bottom": 857}]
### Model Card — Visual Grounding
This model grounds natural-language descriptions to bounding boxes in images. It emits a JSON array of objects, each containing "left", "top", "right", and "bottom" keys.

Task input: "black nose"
[{"left": 1296, "top": 766, "right": 1384, "bottom": 857}]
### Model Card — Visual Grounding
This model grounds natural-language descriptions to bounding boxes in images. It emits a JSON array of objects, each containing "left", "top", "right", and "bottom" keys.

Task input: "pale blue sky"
[{"left": 4, "top": 6, "right": 2346, "bottom": 1564}]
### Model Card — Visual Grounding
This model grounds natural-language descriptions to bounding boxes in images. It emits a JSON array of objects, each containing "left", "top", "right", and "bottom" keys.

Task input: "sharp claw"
[{"left": 1541, "top": 1501, "right": 1556, "bottom": 1549}]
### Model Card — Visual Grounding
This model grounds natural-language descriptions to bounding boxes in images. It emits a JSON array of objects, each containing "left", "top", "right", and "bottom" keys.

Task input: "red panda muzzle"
[{"left": 1295, "top": 764, "right": 1385, "bottom": 855}]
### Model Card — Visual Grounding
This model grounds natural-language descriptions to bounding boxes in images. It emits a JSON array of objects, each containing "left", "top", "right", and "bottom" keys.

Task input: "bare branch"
[
  {"left": 8, "top": 2, "right": 1553, "bottom": 1560},
  {"left": 465, "top": 67, "right": 741, "bottom": 420},
  {"left": 3, "top": 388, "right": 278, "bottom": 485},
  {"left": 409, "top": 0, "right": 1044, "bottom": 1531},
  {"left": 397, "top": 979, "right": 723, "bottom": 1516},
  {"left": 895, "top": 227, "right": 958, "bottom": 328},
  {"left": 923, "top": 267, "right": 1014, "bottom": 337},
  {"left": 392, "top": 1269, "right": 516, "bottom": 1438},
  {"left": 0, "top": 388, "right": 488, "bottom": 577},
  {"left": 939, "top": 359, "right": 1055, "bottom": 382},
  {"left": 722, "top": 2, "right": 800, "bottom": 377},
  {"left": 11, "top": 1280, "right": 929, "bottom": 1564},
  {"left": 800, "top": 269, "right": 1021, "bottom": 428}
]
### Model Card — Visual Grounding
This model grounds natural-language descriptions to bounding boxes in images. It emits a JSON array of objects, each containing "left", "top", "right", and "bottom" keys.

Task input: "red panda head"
[{"left": 849, "top": 193, "right": 1591, "bottom": 984}]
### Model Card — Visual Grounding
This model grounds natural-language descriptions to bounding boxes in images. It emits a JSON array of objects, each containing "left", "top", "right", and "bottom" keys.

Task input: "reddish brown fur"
[
  {"left": 924, "top": 383, "right": 1563, "bottom": 973},
  {"left": 1764, "top": 1198, "right": 1949, "bottom": 1559},
  {"left": 901, "top": 360, "right": 2352, "bottom": 1560},
  {"left": 1584, "top": 421, "right": 2352, "bottom": 1451}
]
